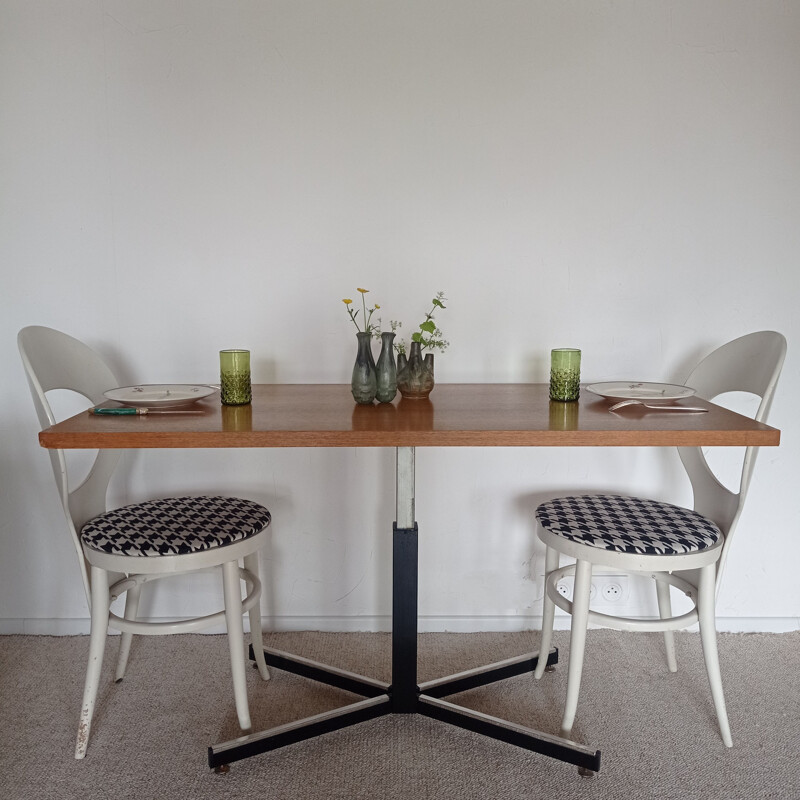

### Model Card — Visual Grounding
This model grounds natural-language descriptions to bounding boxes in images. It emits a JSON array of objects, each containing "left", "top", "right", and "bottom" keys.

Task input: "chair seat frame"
[
  {"left": 106, "top": 562, "right": 262, "bottom": 636},
  {"left": 543, "top": 562, "right": 707, "bottom": 634}
]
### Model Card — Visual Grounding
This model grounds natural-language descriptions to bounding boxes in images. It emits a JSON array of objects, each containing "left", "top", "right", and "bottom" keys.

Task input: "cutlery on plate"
[
  {"left": 89, "top": 407, "right": 205, "bottom": 415},
  {"left": 608, "top": 399, "right": 708, "bottom": 413}
]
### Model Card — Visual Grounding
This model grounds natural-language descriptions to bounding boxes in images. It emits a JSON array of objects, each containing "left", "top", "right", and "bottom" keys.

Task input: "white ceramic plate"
[
  {"left": 586, "top": 381, "right": 696, "bottom": 404},
  {"left": 104, "top": 384, "right": 216, "bottom": 408}
]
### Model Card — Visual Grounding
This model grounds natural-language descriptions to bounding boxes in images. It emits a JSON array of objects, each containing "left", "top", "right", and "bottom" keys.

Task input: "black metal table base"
[{"left": 208, "top": 523, "right": 601, "bottom": 774}]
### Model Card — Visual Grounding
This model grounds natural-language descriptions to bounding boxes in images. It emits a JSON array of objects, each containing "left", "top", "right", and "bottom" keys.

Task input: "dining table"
[{"left": 38, "top": 383, "right": 781, "bottom": 775}]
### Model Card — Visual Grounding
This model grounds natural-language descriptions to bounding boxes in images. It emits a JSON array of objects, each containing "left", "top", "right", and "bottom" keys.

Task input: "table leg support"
[
  {"left": 390, "top": 445, "right": 420, "bottom": 712},
  {"left": 248, "top": 645, "right": 389, "bottom": 697},
  {"left": 210, "top": 444, "right": 601, "bottom": 773},
  {"left": 208, "top": 696, "right": 391, "bottom": 769},
  {"left": 419, "top": 648, "right": 558, "bottom": 698},
  {"left": 418, "top": 696, "right": 601, "bottom": 773},
  {"left": 391, "top": 522, "right": 419, "bottom": 712}
]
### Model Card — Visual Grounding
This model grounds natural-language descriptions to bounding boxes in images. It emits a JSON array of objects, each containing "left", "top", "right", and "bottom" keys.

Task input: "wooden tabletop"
[{"left": 38, "top": 384, "right": 780, "bottom": 450}]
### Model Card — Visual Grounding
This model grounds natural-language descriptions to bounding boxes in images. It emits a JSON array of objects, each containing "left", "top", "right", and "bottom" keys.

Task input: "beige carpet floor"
[{"left": 1, "top": 630, "right": 798, "bottom": 799}]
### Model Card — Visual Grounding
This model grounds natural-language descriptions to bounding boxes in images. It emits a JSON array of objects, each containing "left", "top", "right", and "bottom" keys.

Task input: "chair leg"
[
  {"left": 534, "top": 545, "right": 560, "bottom": 679},
  {"left": 222, "top": 560, "right": 252, "bottom": 731},
  {"left": 75, "top": 566, "right": 111, "bottom": 759},
  {"left": 655, "top": 578, "right": 678, "bottom": 673},
  {"left": 114, "top": 580, "right": 142, "bottom": 682},
  {"left": 243, "top": 552, "right": 270, "bottom": 681},
  {"left": 697, "top": 563, "right": 733, "bottom": 747},
  {"left": 560, "top": 559, "right": 592, "bottom": 740}
]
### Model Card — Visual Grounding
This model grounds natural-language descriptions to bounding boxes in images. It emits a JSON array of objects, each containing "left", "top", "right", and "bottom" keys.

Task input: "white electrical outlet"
[
  {"left": 555, "top": 577, "right": 598, "bottom": 600},
  {"left": 552, "top": 574, "right": 628, "bottom": 606},
  {"left": 601, "top": 580, "right": 625, "bottom": 602}
]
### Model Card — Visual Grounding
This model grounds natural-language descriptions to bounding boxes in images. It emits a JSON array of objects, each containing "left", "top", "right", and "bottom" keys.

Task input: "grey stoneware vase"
[
  {"left": 375, "top": 331, "right": 397, "bottom": 403},
  {"left": 351, "top": 332, "right": 377, "bottom": 404}
]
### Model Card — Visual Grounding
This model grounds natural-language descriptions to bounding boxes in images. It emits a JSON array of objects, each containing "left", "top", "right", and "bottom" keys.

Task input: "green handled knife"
[{"left": 89, "top": 407, "right": 205, "bottom": 415}]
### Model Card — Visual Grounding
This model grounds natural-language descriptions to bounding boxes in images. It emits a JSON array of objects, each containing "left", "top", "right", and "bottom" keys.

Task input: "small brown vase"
[{"left": 396, "top": 341, "right": 434, "bottom": 400}]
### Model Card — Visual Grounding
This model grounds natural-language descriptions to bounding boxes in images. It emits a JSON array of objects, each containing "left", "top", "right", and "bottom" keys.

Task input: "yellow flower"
[{"left": 342, "top": 288, "right": 380, "bottom": 335}]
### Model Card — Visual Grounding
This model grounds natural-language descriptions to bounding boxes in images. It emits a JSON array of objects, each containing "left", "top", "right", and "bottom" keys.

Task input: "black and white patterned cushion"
[
  {"left": 80, "top": 496, "right": 271, "bottom": 557},
  {"left": 535, "top": 494, "right": 721, "bottom": 556}
]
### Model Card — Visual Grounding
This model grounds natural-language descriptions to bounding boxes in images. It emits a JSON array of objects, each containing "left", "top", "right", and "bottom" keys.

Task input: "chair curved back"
[
  {"left": 678, "top": 331, "right": 786, "bottom": 589},
  {"left": 18, "top": 326, "right": 123, "bottom": 605}
]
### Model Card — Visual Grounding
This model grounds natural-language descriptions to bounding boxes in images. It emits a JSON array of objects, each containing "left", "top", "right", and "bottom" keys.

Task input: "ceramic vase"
[
  {"left": 396, "top": 340, "right": 434, "bottom": 400},
  {"left": 375, "top": 332, "right": 397, "bottom": 403},
  {"left": 351, "top": 332, "right": 377, "bottom": 404}
]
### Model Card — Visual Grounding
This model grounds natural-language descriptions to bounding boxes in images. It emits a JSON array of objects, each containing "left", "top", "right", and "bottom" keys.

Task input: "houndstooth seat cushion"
[
  {"left": 80, "top": 496, "right": 271, "bottom": 557},
  {"left": 536, "top": 494, "right": 722, "bottom": 556}
]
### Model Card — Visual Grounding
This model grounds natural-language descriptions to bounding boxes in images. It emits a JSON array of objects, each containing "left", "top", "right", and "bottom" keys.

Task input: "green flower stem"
[{"left": 361, "top": 292, "right": 368, "bottom": 331}]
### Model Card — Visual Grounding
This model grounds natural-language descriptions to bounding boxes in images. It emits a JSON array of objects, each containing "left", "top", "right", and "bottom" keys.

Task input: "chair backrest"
[
  {"left": 678, "top": 331, "right": 786, "bottom": 589},
  {"left": 18, "top": 326, "right": 122, "bottom": 605}
]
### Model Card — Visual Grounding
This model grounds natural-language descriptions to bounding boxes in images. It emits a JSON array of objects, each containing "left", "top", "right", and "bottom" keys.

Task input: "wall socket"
[{"left": 555, "top": 574, "right": 629, "bottom": 606}]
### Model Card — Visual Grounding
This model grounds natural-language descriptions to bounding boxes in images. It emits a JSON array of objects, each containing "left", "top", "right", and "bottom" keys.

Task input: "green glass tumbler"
[
  {"left": 550, "top": 348, "right": 581, "bottom": 402},
  {"left": 220, "top": 349, "right": 251, "bottom": 405}
]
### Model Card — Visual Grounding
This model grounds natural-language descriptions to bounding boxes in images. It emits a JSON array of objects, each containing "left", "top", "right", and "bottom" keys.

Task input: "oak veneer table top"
[{"left": 38, "top": 383, "right": 780, "bottom": 450}]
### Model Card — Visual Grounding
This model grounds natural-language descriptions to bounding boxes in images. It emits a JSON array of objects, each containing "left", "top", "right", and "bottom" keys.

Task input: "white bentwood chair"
[
  {"left": 534, "top": 331, "right": 786, "bottom": 748},
  {"left": 18, "top": 325, "right": 272, "bottom": 759}
]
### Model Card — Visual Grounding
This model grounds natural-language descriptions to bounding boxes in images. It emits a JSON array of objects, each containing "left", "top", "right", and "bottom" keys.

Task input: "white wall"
[{"left": 1, "top": 1, "right": 798, "bottom": 634}]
